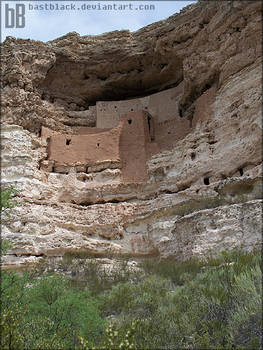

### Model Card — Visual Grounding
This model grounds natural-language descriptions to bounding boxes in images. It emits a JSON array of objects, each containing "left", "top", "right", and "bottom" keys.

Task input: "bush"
[
  {"left": 228, "top": 265, "right": 262, "bottom": 348},
  {"left": 1, "top": 271, "right": 104, "bottom": 349},
  {"left": 49, "top": 254, "right": 142, "bottom": 295},
  {"left": 100, "top": 249, "right": 262, "bottom": 349},
  {"left": 79, "top": 319, "right": 138, "bottom": 350},
  {"left": 139, "top": 256, "right": 205, "bottom": 285},
  {"left": 0, "top": 186, "right": 18, "bottom": 214},
  {"left": 1, "top": 186, "right": 18, "bottom": 255},
  {"left": 2, "top": 234, "right": 261, "bottom": 350},
  {"left": 101, "top": 274, "right": 170, "bottom": 318}
]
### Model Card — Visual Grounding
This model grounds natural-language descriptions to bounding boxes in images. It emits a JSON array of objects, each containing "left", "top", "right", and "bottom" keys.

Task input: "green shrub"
[
  {"left": 2, "top": 236, "right": 261, "bottom": 350},
  {"left": 79, "top": 319, "right": 138, "bottom": 350},
  {"left": 55, "top": 255, "right": 142, "bottom": 295},
  {"left": 101, "top": 274, "right": 170, "bottom": 318},
  {"left": 139, "top": 256, "right": 205, "bottom": 285},
  {"left": 0, "top": 186, "right": 18, "bottom": 214},
  {"left": 100, "top": 249, "right": 262, "bottom": 349},
  {"left": 1, "top": 271, "right": 104, "bottom": 349},
  {"left": 228, "top": 265, "right": 262, "bottom": 348},
  {"left": 1, "top": 185, "right": 18, "bottom": 255}
]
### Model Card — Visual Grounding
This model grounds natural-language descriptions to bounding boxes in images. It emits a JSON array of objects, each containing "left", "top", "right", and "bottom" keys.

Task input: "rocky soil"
[{"left": 1, "top": 0, "right": 262, "bottom": 268}]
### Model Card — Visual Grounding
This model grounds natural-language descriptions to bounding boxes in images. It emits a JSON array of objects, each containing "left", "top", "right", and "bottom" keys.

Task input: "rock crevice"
[{"left": 1, "top": 0, "right": 262, "bottom": 267}]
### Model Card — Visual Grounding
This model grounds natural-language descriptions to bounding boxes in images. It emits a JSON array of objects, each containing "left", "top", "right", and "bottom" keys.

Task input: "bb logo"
[{"left": 5, "top": 4, "right": 25, "bottom": 28}]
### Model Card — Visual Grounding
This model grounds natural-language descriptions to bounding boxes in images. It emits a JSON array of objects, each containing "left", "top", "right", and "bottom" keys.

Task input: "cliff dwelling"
[
  {"left": 39, "top": 83, "right": 216, "bottom": 183},
  {"left": 1, "top": 0, "right": 262, "bottom": 266}
]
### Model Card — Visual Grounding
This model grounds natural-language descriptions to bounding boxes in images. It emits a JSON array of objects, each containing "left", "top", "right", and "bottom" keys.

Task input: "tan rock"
[{"left": 1, "top": 1, "right": 262, "bottom": 268}]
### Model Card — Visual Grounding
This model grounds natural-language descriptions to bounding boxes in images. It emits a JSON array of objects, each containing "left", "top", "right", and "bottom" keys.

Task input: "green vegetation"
[
  {"left": 0, "top": 185, "right": 18, "bottom": 215},
  {"left": 1, "top": 248, "right": 262, "bottom": 349},
  {"left": 98, "top": 249, "right": 262, "bottom": 349},
  {"left": 1, "top": 270, "right": 105, "bottom": 349},
  {"left": 1, "top": 186, "right": 262, "bottom": 349}
]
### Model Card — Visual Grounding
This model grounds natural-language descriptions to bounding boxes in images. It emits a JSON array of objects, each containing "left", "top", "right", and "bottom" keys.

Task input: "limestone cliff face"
[{"left": 1, "top": 0, "right": 262, "bottom": 268}]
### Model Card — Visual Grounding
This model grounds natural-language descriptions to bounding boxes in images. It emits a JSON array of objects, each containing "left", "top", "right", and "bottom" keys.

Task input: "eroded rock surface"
[{"left": 1, "top": 0, "right": 262, "bottom": 268}]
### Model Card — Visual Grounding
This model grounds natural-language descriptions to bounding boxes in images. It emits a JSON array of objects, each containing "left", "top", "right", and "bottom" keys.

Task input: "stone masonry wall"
[
  {"left": 120, "top": 110, "right": 159, "bottom": 183},
  {"left": 96, "top": 84, "right": 183, "bottom": 129},
  {"left": 41, "top": 110, "right": 157, "bottom": 183}
]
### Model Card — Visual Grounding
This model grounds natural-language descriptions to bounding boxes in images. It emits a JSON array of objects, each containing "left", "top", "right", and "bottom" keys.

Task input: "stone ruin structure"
[
  {"left": 1, "top": 0, "right": 262, "bottom": 268},
  {"left": 41, "top": 109, "right": 156, "bottom": 183},
  {"left": 40, "top": 83, "right": 207, "bottom": 183}
]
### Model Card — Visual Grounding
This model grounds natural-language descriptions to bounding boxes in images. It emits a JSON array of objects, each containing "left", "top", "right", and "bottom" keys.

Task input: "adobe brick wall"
[
  {"left": 119, "top": 110, "right": 158, "bottom": 183},
  {"left": 43, "top": 126, "right": 121, "bottom": 166},
  {"left": 96, "top": 99, "right": 144, "bottom": 128},
  {"left": 154, "top": 85, "right": 216, "bottom": 151},
  {"left": 155, "top": 117, "right": 191, "bottom": 151},
  {"left": 42, "top": 110, "right": 158, "bottom": 183},
  {"left": 71, "top": 126, "right": 111, "bottom": 135},
  {"left": 41, "top": 84, "right": 215, "bottom": 182},
  {"left": 96, "top": 83, "right": 184, "bottom": 129},
  {"left": 41, "top": 126, "right": 59, "bottom": 138},
  {"left": 147, "top": 83, "right": 183, "bottom": 123}
]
